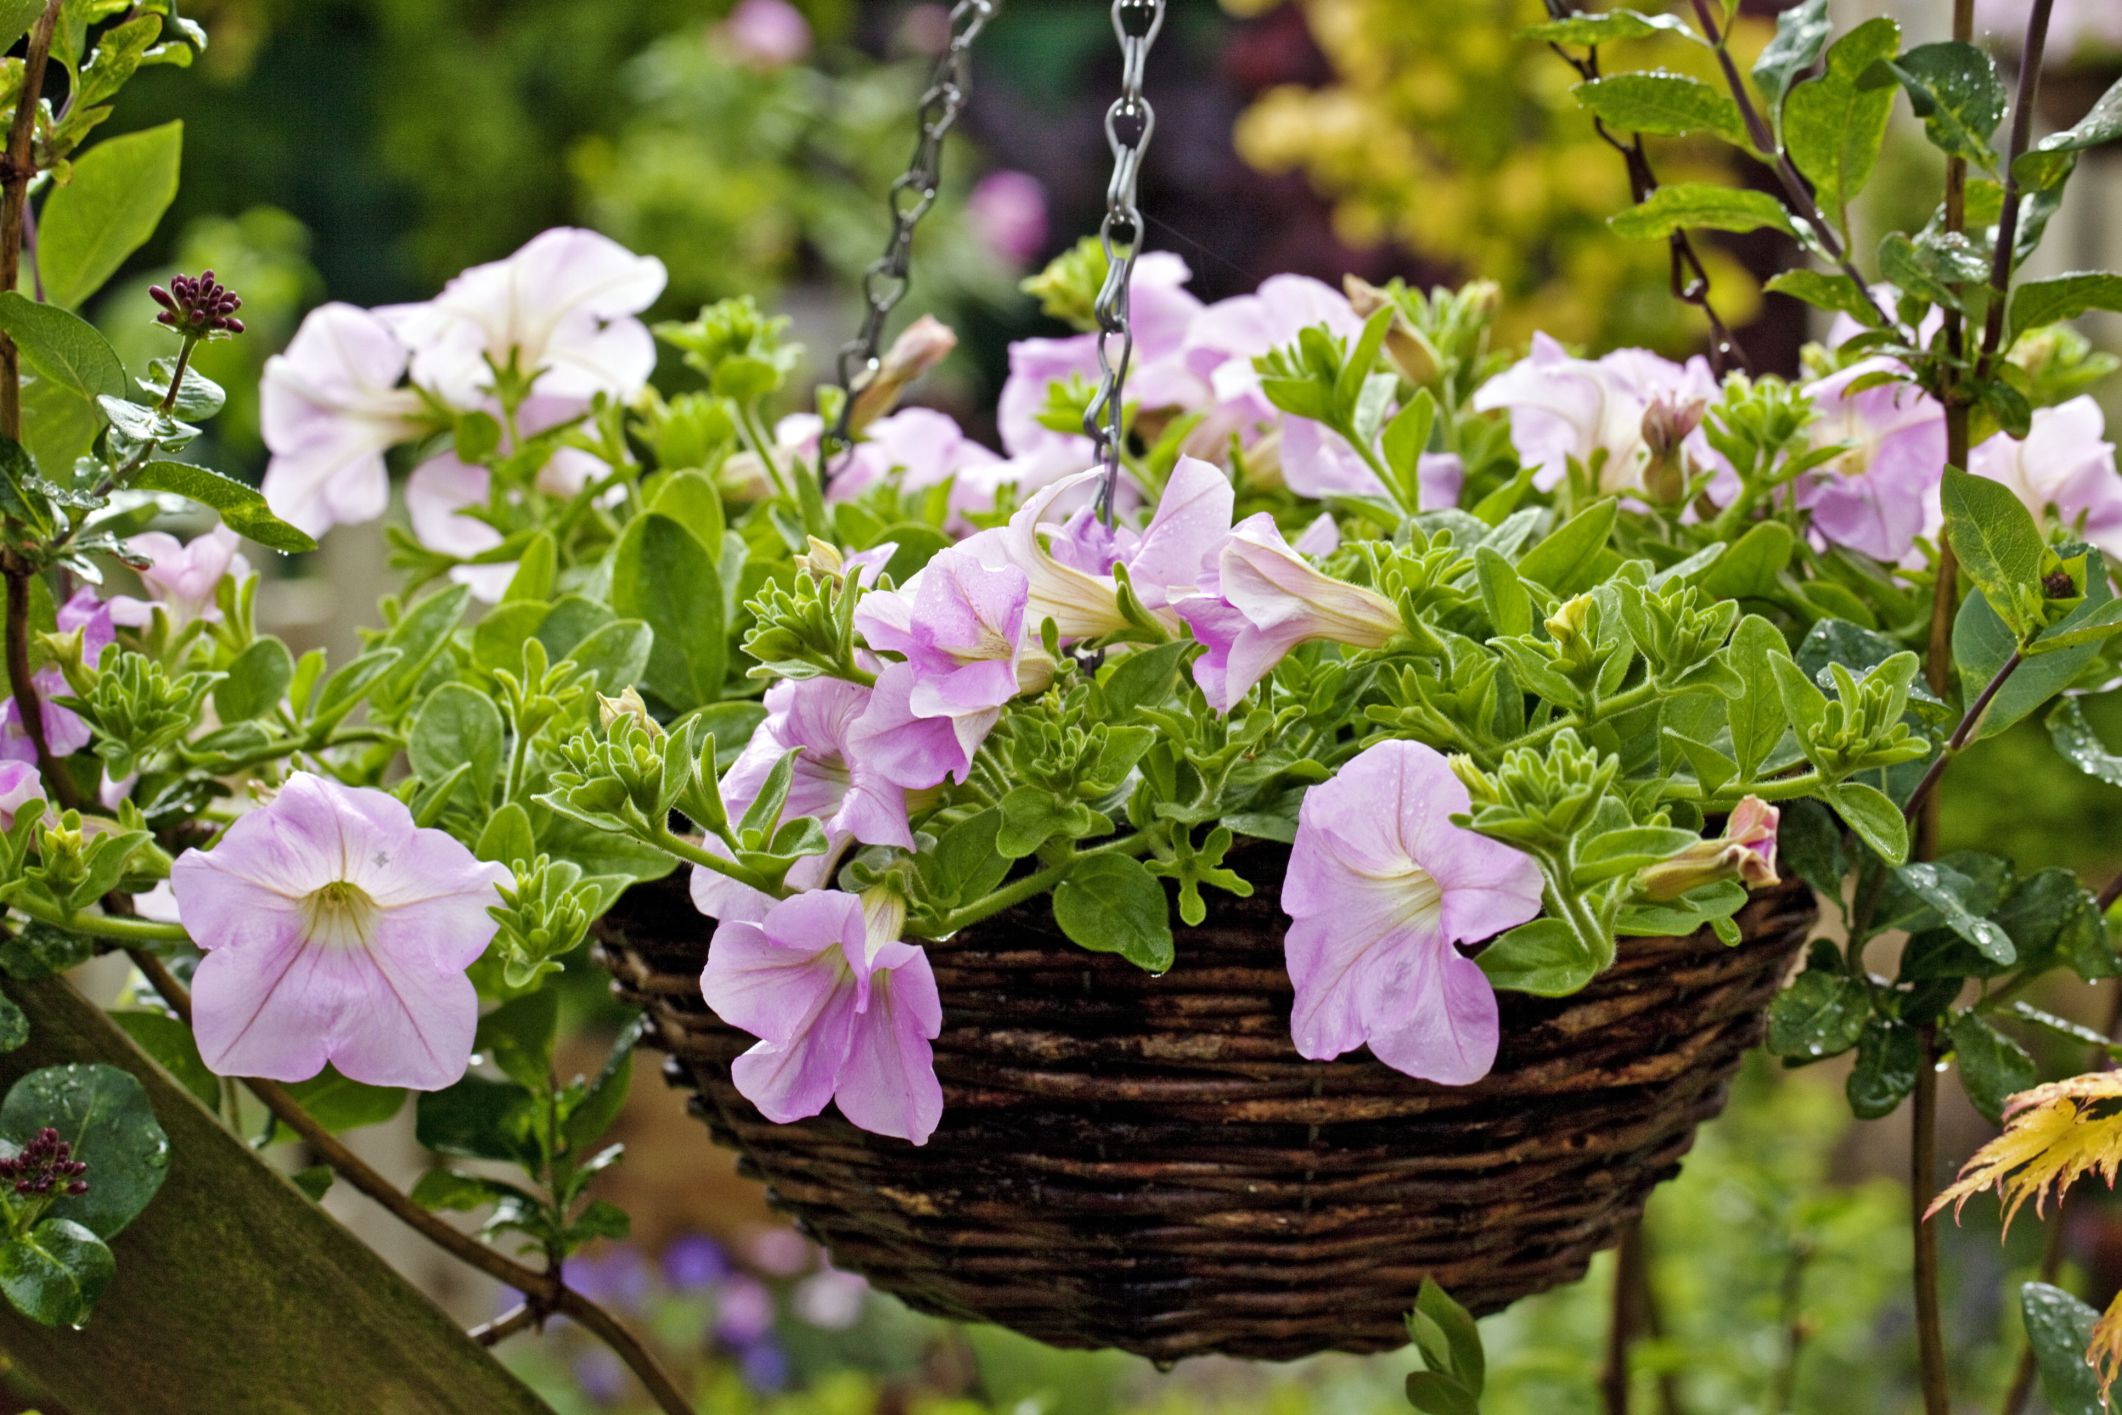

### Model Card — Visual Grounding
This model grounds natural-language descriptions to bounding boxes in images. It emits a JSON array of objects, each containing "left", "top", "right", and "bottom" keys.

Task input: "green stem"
[
  {"left": 923, "top": 833, "right": 1153, "bottom": 938},
  {"left": 647, "top": 824, "right": 782, "bottom": 897},
  {"left": 12, "top": 894, "right": 190, "bottom": 944}
]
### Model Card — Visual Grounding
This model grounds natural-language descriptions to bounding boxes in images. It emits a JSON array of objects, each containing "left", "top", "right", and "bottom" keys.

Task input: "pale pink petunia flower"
[
  {"left": 689, "top": 676, "right": 914, "bottom": 923},
  {"left": 853, "top": 543, "right": 1030, "bottom": 721},
  {"left": 404, "top": 397, "right": 610, "bottom": 601},
  {"left": 1282, "top": 740, "right": 1544, "bottom": 1085},
  {"left": 1, "top": 589, "right": 114, "bottom": 763},
  {"left": 1966, "top": 396, "right": 2122, "bottom": 564},
  {"left": 826, "top": 406, "right": 1002, "bottom": 511},
  {"left": 0, "top": 760, "right": 40, "bottom": 828},
  {"left": 382, "top": 228, "right": 668, "bottom": 410},
  {"left": 1174, "top": 513, "right": 1402, "bottom": 711},
  {"left": 1471, "top": 333, "right": 1718, "bottom": 497},
  {"left": 168, "top": 773, "right": 511, "bottom": 1090},
  {"left": 1797, "top": 356, "right": 1947, "bottom": 563},
  {"left": 109, "top": 526, "right": 248, "bottom": 627},
  {"left": 968, "top": 171, "right": 1050, "bottom": 269},
  {"left": 259, "top": 303, "right": 428, "bottom": 537},
  {"left": 702, "top": 890, "right": 944, "bottom": 1145}
]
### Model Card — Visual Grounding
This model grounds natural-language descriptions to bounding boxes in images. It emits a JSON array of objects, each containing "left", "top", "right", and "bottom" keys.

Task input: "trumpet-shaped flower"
[
  {"left": 385, "top": 227, "right": 668, "bottom": 408},
  {"left": 854, "top": 544, "right": 1031, "bottom": 719},
  {"left": 843, "top": 663, "right": 999, "bottom": 793},
  {"left": 260, "top": 303, "right": 428, "bottom": 536},
  {"left": 689, "top": 676, "right": 913, "bottom": 923},
  {"left": 0, "top": 761, "right": 39, "bottom": 828},
  {"left": 109, "top": 527, "right": 248, "bottom": 627},
  {"left": 1967, "top": 396, "right": 2122, "bottom": 562},
  {"left": 168, "top": 773, "right": 510, "bottom": 1090},
  {"left": 827, "top": 407, "right": 1002, "bottom": 508},
  {"left": 996, "top": 253, "right": 1205, "bottom": 457},
  {"left": 1471, "top": 334, "right": 1718, "bottom": 497},
  {"left": 1, "top": 590, "right": 114, "bottom": 763},
  {"left": 1278, "top": 414, "right": 1464, "bottom": 507},
  {"left": 968, "top": 171, "right": 1049, "bottom": 268},
  {"left": 702, "top": 890, "right": 943, "bottom": 1145},
  {"left": 1174, "top": 514, "right": 1402, "bottom": 711},
  {"left": 1637, "top": 796, "right": 1781, "bottom": 900},
  {"left": 1283, "top": 740, "right": 1544, "bottom": 1085},
  {"left": 1797, "top": 357, "right": 1947, "bottom": 563}
]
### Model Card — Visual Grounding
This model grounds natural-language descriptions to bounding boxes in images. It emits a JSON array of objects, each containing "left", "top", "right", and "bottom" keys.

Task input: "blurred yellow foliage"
[{"left": 1227, "top": 0, "right": 1766, "bottom": 353}]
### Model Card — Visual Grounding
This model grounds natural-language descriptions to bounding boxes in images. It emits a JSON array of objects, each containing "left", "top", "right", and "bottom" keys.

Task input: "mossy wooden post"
[{"left": 0, "top": 974, "right": 554, "bottom": 1415}]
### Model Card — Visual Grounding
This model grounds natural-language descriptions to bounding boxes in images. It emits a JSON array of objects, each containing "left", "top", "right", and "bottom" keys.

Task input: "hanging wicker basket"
[{"left": 596, "top": 852, "right": 1815, "bottom": 1363}]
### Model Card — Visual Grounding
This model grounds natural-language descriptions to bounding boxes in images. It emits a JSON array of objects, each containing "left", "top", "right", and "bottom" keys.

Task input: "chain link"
[
  {"left": 1083, "top": 0, "right": 1168, "bottom": 530},
  {"left": 822, "top": 0, "right": 1000, "bottom": 483}
]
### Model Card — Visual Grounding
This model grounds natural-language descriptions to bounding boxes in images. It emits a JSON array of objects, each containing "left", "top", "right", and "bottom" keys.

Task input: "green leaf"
[
  {"left": 1475, "top": 546, "right": 1532, "bottom": 640},
  {"left": 1785, "top": 18, "right": 1903, "bottom": 229},
  {"left": 409, "top": 682, "right": 504, "bottom": 806},
  {"left": 561, "top": 1026, "right": 639, "bottom": 1155},
  {"left": 1403, "top": 1372, "right": 1481, "bottom": 1415},
  {"left": 1766, "top": 968, "right": 1871, "bottom": 1059},
  {"left": 277, "top": 1068, "right": 405, "bottom": 1134},
  {"left": 1897, "top": 861, "right": 2016, "bottom": 964},
  {"left": 0, "top": 0, "right": 42, "bottom": 51},
  {"left": 211, "top": 637, "right": 294, "bottom": 723},
  {"left": 1098, "top": 639, "right": 1191, "bottom": 719},
  {"left": 0, "top": 1219, "right": 113, "bottom": 1328},
  {"left": 1413, "top": 1277, "right": 1485, "bottom": 1392},
  {"left": 2021, "top": 1282, "right": 2113, "bottom": 1415},
  {"left": 610, "top": 513, "right": 725, "bottom": 714},
  {"left": 1846, "top": 1018, "right": 1920, "bottom": 1119},
  {"left": 1752, "top": 0, "right": 1832, "bottom": 125},
  {"left": 415, "top": 1076, "right": 541, "bottom": 1166},
  {"left": 1477, "top": 918, "right": 1598, "bottom": 996},
  {"left": 1521, "top": 10, "right": 1697, "bottom": 46},
  {"left": 1955, "top": 577, "right": 2111, "bottom": 741},
  {"left": 2016, "top": 76, "right": 2122, "bottom": 192},
  {"left": 2049, "top": 697, "right": 2122, "bottom": 789},
  {"left": 1609, "top": 184, "right": 1792, "bottom": 240},
  {"left": 1728, "top": 616, "right": 1790, "bottom": 780},
  {"left": 1573, "top": 73, "right": 1751, "bottom": 148},
  {"left": 1765, "top": 270, "right": 1883, "bottom": 325},
  {"left": 2009, "top": 272, "right": 2122, "bottom": 345},
  {"left": 1052, "top": 854, "right": 1174, "bottom": 973},
  {"left": 1518, "top": 499, "right": 1617, "bottom": 594},
  {"left": 647, "top": 468, "right": 726, "bottom": 550},
  {"left": 996, "top": 786, "right": 1077, "bottom": 860},
  {"left": 0, "top": 1063, "right": 169, "bottom": 1238},
  {"left": 1941, "top": 466, "right": 2046, "bottom": 636},
  {"left": 1884, "top": 42, "right": 2006, "bottom": 168},
  {"left": 0, "top": 984, "right": 24, "bottom": 1054},
  {"left": 108, "top": 1011, "right": 218, "bottom": 1110},
  {"left": 131, "top": 462, "right": 317, "bottom": 554},
  {"left": 1879, "top": 231, "right": 1985, "bottom": 313},
  {"left": 475, "top": 992, "right": 557, "bottom": 1094},
  {"left": 1947, "top": 1010, "right": 2037, "bottom": 1123},
  {"left": 0, "top": 292, "right": 127, "bottom": 403},
  {"left": 38, "top": 120, "right": 184, "bottom": 309},
  {"left": 1825, "top": 781, "right": 1909, "bottom": 865}
]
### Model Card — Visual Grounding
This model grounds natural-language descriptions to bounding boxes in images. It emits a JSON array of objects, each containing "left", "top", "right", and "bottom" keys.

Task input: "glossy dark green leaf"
[
  {"left": 131, "top": 462, "right": 317, "bottom": 554},
  {"left": 0, "top": 292, "right": 127, "bottom": 403},
  {"left": 1573, "top": 73, "right": 1751, "bottom": 148},
  {"left": 1884, "top": 42, "right": 2006, "bottom": 167},
  {"left": 278, "top": 1067, "right": 405, "bottom": 1134},
  {"left": 1846, "top": 1017, "right": 1920, "bottom": 1119},
  {"left": 1766, "top": 968, "right": 1870, "bottom": 1060},
  {"left": 0, "top": 1063, "right": 169, "bottom": 1238},
  {"left": 1947, "top": 1010, "right": 2037, "bottom": 1123},
  {"left": 108, "top": 1011, "right": 217, "bottom": 1109},
  {"left": 1477, "top": 918, "right": 1599, "bottom": 997},
  {"left": 0, "top": 1219, "right": 113, "bottom": 1327},
  {"left": 1785, "top": 18, "right": 1902, "bottom": 228},
  {"left": 1896, "top": 861, "right": 2015, "bottom": 964},
  {"left": 1609, "top": 184, "right": 1792, "bottom": 240},
  {"left": 2020, "top": 1282, "right": 2113, "bottom": 1415},
  {"left": 1521, "top": 10, "right": 1697, "bottom": 46},
  {"left": 2009, "top": 272, "right": 2122, "bottom": 344}
]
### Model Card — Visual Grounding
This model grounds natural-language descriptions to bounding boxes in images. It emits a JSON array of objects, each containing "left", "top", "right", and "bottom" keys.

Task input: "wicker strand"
[{"left": 596, "top": 855, "right": 1813, "bottom": 1363}]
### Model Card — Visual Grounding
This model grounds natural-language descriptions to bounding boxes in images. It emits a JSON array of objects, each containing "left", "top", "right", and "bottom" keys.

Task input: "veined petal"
[{"left": 832, "top": 951, "right": 944, "bottom": 1145}]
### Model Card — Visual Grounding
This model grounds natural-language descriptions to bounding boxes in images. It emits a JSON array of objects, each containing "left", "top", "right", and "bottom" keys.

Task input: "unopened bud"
[
  {"left": 848, "top": 316, "right": 958, "bottom": 432},
  {"left": 1638, "top": 797, "right": 1781, "bottom": 901},
  {"left": 1343, "top": 275, "right": 1438, "bottom": 386},
  {"left": 598, "top": 687, "right": 660, "bottom": 736}
]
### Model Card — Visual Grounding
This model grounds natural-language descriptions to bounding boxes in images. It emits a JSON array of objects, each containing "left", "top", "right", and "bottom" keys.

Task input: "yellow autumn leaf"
[
  {"left": 2095, "top": 1290, "right": 2122, "bottom": 1402},
  {"left": 1929, "top": 1071, "right": 2122, "bottom": 1233}
]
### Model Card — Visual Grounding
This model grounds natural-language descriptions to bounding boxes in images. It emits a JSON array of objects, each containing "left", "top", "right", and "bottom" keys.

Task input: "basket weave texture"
[{"left": 597, "top": 854, "right": 1815, "bottom": 1363}]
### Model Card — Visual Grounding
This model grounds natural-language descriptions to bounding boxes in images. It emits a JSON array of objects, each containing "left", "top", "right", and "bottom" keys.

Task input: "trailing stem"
[
  {"left": 125, "top": 951, "right": 695, "bottom": 1415},
  {"left": 1902, "top": 650, "right": 2024, "bottom": 826},
  {"left": 1912, "top": 1024, "right": 1950, "bottom": 1415}
]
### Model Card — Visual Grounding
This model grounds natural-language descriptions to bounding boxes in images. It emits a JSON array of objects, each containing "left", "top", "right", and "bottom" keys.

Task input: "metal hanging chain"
[
  {"left": 1083, "top": 0, "right": 1168, "bottom": 531},
  {"left": 821, "top": 0, "right": 1000, "bottom": 484}
]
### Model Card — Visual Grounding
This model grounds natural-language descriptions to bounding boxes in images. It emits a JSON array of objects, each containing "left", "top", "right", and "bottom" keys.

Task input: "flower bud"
[
  {"left": 1637, "top": 797, "right": 1781, "bottom": 901},
  {"left": 1343, "top": 275, "right": 1438, "bottom": 386},
  {"left": 848, "top": 316, "right": 958, "bottom": 433},
  {"left": 598, "top": 686, "right": 660, "bottom": 736},
  {"left": 1639, "top": 395, "right": 1706, "bottom": 505}
]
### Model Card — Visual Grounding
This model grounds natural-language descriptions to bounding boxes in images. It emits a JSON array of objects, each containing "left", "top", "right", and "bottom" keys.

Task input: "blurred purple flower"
[
  {"left": 969, "top": 171, "right": 1050, "bottom": 268},
  {"left": 0, "top": 761, "right": 39, "bottom": 829},
  {"left": 739, "top": 1340, "right": 792, "bottom": 1393},
  {"left": 717, "top": 0, "right": 813, "bottom": 69},
  {"left": 714, "top": 1273, "right": 777, "bottom": 1346},
  {"left": 662, "top": 1232, "right": 732, "bottom": 1292},
  {"left": 571, "top": 1346, "right": 628, "bottom": 1406},
  {"left": 108, "top": 527, "right": 248, "bottom": 628},
  {"left": 1, "top": 589, "right": 114, "bottom": 763},
  {"left": 743, "top": 1226, "right": 814, "bottom": 1277},
  {"left": 563, "top": 1246, "right": 652, "bottom": 1311}
]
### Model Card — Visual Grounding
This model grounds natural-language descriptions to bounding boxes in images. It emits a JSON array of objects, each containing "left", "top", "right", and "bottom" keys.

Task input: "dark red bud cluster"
[
  {"left": 0, "top": 1127, "right": 89, "bottom": 1198},
  {"left": 149, "top": 269, "right": 245, "bottom": 336}
]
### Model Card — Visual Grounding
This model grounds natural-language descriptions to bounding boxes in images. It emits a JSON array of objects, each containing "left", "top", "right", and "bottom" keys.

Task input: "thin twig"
[
  {"left": 1601, "top": 1222, "right": 1644, "bottom": 1415},
  {"left": 124, "top": 950, "right": 695, "bottom": 1415},
  {"left": 1904, "top": 650, "right": 2024, "bottom": 825},
  {"left": 1543, "top": 28, "right": 1754, "bottom": 376},
  {"left": 1912, "top": 1024, "right": 1951, "bottom": 1415},
  {"left": 1684, "top": 0, "right": 1891, "bottom": 325},
  {"left": 1978, "top": 0, "right": 2057, "bottom": 378},
  {"left": 469, "top": 1304, "right": 538, "bottom": 1347},
  {"left": 0, "top": 0, "right": 57, "bottom": 443}
]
